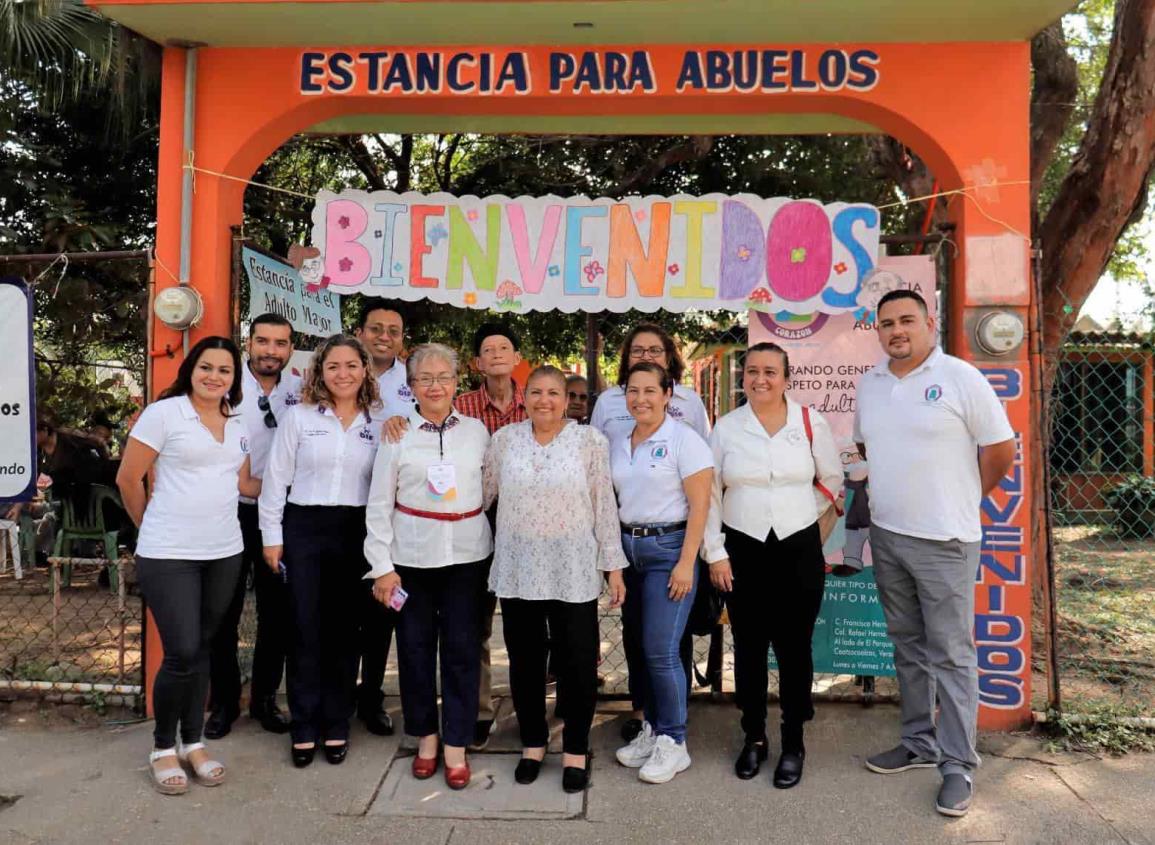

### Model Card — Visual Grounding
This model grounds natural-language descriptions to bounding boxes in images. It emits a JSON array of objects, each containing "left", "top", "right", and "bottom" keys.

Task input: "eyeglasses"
[
  {"left": 257, "top": 395, "right": 277, "bottom": 429},
  {"left": 413, "top": 374, "right": 456, "bottom": 388},
  {"left": 629, "top": 345, "right": 666, "bottom": 359},
  {"left": 567, "top": 391, "right": 589, "bottom": 401}
]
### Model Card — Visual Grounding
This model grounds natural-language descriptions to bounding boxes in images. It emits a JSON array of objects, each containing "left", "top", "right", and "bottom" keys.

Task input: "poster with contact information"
[{"left": 0, "top": 278, "right": 37, "bottom": 502}]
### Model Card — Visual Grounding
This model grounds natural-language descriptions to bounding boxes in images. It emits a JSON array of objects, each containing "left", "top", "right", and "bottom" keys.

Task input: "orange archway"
[{"left": 83, "top": 0, "right": 1050, "bottom": 729}]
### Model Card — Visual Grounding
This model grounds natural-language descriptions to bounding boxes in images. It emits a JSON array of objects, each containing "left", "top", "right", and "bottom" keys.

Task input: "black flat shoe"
[
  {"left": 359, "top": 707, "right": 394, "bottom": 737},
  {"left": 514, "top": 757, "right": 543, "bottom": 785},
  {"left": 620, "top": 718, "right": 643, "bottom": 743},
  {"left": 250, "top": 696, "right": 291, "bottom": 735},
  {"left": 291, "top": 744, "right": 316, "bottom": 768},
  {"left": 562, "top": 753, "right": 592, "bottom": 794},
  {"left": 323, "top": 742, "right": 348, "bottom": 765},
  {"left": 204, "top": 707, "right": 238, "bottom": 740},
  {"left": 773, "top": 751, "right": 805, "bottom": 789},
  {"left": 735, "top": 737, "right": 769, "bottom": 780}
]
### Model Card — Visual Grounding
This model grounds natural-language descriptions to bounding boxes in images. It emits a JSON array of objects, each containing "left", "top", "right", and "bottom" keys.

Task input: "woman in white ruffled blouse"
[{"left": 483, "top": 365, "right": 627, "bottom": 794}]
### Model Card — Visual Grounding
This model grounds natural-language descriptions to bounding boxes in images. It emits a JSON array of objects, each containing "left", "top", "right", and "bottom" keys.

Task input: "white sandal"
[
  {"left": 178, "top": 741, "right": 227, "bottom": 786},
  {"left": 149, "top": 748, "right": 189, "bottom": 795}
]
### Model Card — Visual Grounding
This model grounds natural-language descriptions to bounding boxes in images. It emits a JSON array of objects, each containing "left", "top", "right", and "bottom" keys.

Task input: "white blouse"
[
  {"left": 371, "top": 358, "right": 416, "bottom": 423},
  {"left": 703, "top": 399, "right": 842, "bottom": 562},
  {"left": 590, "top": 384, "right": 710, "bottom": 444},
  {"left": 259, "top": 403, "right": 380, "bottom": 546},
  {"left": 363, "top": 409, "right": 492, "bottom": 579},
  {"left": 237, "top": 363, "right": 302, "bottom": 504},
  {"left": 483, "top": 420, "right": 627, "bottom": 603},
  {"left": 129, "top": 395, "right": 247, "bottom": 560}
]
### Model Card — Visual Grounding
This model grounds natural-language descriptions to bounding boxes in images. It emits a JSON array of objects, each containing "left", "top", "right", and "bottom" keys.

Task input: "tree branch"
[
  {"left": 340, "top": 136, "right": 387, "bottom": 191},
  {"left": 1030, "top": 21, "right": 1080, "bottom": 207},
  {"left": 1040, "top": 0, "right": 1155, "bottom": 365},
  {"left": 607, "top": 136, "right": 714, "bottom": 196}
]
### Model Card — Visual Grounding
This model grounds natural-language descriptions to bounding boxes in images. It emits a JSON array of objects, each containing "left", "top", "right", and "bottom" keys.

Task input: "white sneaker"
[
  {"left": 638, "top": 734, "right": 691, "bottom": 784},
  {"left": 615, "top": 720, "right": 656, "bottom": 768}
]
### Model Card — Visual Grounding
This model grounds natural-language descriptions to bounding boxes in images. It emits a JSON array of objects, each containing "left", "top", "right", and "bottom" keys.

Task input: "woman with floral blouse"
[{"left": 483, "top": 365, "right": 627, "bottom": 794}]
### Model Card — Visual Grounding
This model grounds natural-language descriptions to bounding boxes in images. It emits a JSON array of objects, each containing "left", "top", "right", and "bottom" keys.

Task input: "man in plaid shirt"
[{"left": 456, "top": 322, "right": 528, "bottom": 749}]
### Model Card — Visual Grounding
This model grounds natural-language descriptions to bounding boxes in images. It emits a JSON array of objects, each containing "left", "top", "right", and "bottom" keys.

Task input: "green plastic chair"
[{"left": 53, "top": 485, "right": 122, "bottom": 591}]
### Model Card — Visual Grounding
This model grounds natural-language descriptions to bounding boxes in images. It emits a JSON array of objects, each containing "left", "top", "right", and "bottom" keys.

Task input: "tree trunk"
[
  {"left": 1029, "top": 22, "right": 1079, "bottom": 212},
  {"left": 1039, "top": 0, "right": 1155, "bottom": 376}
]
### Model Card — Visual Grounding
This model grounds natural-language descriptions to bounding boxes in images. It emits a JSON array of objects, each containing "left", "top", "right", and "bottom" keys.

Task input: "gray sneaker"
[
  {"left": 935, "top": 773, "right": 973, "bottom": 817},
  {"left": 865, "top": 744, "right": 937, "bottom": 774}
]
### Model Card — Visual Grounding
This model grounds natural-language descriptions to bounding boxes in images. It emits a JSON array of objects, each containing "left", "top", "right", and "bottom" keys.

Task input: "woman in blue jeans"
[{"left": 610, "top": 362, "right": 713, "bottom": 784}]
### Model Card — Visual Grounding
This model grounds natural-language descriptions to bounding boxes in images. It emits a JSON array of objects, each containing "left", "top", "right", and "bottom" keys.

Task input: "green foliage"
[
  {"left": 1103, "top": 475, "right": 1155, "bottom": 539},
  {"left": 1042, "top": 703, "right": 1155, "bottom": 755}
]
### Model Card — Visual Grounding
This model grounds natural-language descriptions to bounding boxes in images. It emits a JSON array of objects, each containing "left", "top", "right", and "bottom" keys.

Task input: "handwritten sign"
[
  {"left": 310, "top": 191, "right": 882, "bottom": 315},
  {"left": 0, "top": 279, "right": 36, "bottom": 502},
  {"left": 243, "top": 247, "right": 341, "bottom": 338}
]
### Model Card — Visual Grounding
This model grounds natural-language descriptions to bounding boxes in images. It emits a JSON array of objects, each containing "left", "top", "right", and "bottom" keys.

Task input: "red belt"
[{"left": 396, "top": 503, "right": 483, "bottom": 522}]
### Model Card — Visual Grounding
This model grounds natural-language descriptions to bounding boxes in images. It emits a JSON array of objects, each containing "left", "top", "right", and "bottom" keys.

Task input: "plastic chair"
[
  {"left": 0, "top": 518, "right": 23, "bottom": 579},
  {"left": 53, "top": 485, "right": 122, "bottom": 590}
]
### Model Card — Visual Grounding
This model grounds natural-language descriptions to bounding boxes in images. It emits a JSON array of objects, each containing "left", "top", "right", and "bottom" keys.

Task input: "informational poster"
[
  {"left": 243, "top": 247, "right": 341, "bottom": 338},
  {"left": 755, "top": 254, "right": 937, "bottom": 677},
  {"left": 309, "top": 190, "right": 882, "bottom": 316},
  {"left": 0, "top": 278, "right": 37, "bottom": 503}
]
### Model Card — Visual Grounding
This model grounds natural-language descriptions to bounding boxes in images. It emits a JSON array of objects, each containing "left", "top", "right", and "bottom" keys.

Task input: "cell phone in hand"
[
  {"left": 388, "top": 586, "right": 408, "bottom": 611},
  {"left": 277, "top": 561, "right": 287, "bottom": 583}
]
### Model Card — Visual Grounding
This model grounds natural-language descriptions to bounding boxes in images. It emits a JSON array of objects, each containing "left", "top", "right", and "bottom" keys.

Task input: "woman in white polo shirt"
[
  {"left": 704, "top": 342, "right": 842, "bottom": 790},
  {"left": 363, "top": 343, "right": 491, "bottom": 791},
  {"left": 117, "top": 336, "right": 261, "bottom": 795},
  {"left": 260, "top": 334, "right": 381, "bottom": 769},
  {"left": 610, "top": 362, "right": 713, "bottom": 785},
  {"left": 590, "top": 321, "right": 709, "bottom": 744}
]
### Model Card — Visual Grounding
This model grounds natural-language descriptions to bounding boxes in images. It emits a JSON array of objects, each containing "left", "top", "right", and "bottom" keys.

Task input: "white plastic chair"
[{"left": 0, "top": 518, "right": 23, "bottom": 580}]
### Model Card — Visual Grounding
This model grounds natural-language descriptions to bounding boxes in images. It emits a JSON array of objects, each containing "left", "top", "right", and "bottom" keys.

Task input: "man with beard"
[
  {"left": 854, "top": 290, "right": 1015, "bottom": 817},
  {"left": 205, "top": 313, "right": 301, "bottom": 738},
  {"left": 352, "top": 298, "right": 415, "bottom": 737}
]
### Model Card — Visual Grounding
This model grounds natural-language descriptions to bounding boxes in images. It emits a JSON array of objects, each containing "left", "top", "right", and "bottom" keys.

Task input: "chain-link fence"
[
  {"left": 0, "top": 555, "right": 141, "bottom": 705},
  {"left": 1042, "top": 306, "right": 1155, "bottom": 716}
]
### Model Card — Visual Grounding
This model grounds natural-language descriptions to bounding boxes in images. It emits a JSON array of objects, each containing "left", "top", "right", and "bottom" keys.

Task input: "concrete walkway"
[{"left": 1, "top": 697, "right": 1152, "bottom": 845}]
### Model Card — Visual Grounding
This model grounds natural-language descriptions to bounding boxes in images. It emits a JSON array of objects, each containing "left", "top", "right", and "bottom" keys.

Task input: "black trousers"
[
  {"left": 138, "top": 553, "right": 242, "bottom": 748},
  {"left": 357, "top": 580, "right": 396, "bottom": 713},
  {"left": 394, "top": 561, "right": 486, "bottom": 748},
  {"left": 208, "top": 503, "right": 290, "bottom": 712},
  {"left": 283, "top": 504, "right": 366, "bottom": 744},
  {"left": 723, "top": 522, "right": 826, "bottom": 751},
  {"left": 502, "top": 597, "right": 599, "bottom": 756}
]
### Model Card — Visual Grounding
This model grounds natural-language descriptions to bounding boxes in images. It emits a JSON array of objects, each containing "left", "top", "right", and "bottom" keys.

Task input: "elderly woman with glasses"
[{"left": 364, "top": 343, "right": 492, "bottom": 791}]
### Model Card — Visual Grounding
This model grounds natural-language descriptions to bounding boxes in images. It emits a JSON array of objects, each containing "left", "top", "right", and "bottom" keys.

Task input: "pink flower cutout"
[
  {"left": 584, "top": 260, "right": 605, "bottom": 283},
  {"left": 833, "top": 262, "right": 848, "bottom": 275},
  {"left": 668, "top": 264, "right": 680, "bottom": 276},
  {"left": 338, "top": 257, "right": 353, "bottom": 272},
  {"left": 737, "top": 245, "right": 752, "bottom": 262},
  {"left": 337, "top": 216, "right": 350, "bottom": 230},
  {"left": 467, "top": 209, "right": 479, "bottom": 222},
  {"left": 635, "top": 210, "right": 647, "bottom": 222}
]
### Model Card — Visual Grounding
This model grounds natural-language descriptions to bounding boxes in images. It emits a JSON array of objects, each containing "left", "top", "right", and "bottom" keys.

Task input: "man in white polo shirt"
[
  {"left": 352, "top": 297, "right": 415, "bottom": 736},
  {"left": 853, "top": 289, "right": 1015, "bottom": 818},
  {"left": 206, "top": 312, "right": 301, "bottom": 739}
]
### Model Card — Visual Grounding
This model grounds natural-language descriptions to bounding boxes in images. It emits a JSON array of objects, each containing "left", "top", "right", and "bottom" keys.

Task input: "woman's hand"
[
  {"left": 372, "top": 572, "right": 402, "bottom": 607},
  {"left": 709, "top": 559, "right": 734, "bottom": 592},
  {"left": 668, "top": 559, "right": 695, "bottom": 602},
  {"left": 382, "top": 416, "right": 410, "bottom": 444},
  {"left": 262, "top": 545, "right": 283, "bottom": 575},
  {"left": 606, "top": 570, "right": 626, "bottom": 608}
]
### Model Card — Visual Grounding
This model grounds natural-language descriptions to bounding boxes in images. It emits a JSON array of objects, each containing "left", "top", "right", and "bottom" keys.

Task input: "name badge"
[{"left": 426, "top": 463, "right": 458, "bottom": 502}]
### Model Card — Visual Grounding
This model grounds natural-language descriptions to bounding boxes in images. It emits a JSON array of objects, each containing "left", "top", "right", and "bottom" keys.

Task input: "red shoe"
[
  {"left": 412, "top": 754, "right": 438, "bottom": 780},
  {"left": 444, "top": 760, "right": 471, "bottom": 790}
]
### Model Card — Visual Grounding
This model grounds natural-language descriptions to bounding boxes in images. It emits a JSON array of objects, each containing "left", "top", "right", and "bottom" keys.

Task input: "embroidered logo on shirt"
[
  {"left": 359, "top": 425, "right": 377, "bottom": 443},
  {"left": 924, "top": 384, "right": 944, "bottom": 402},
  {"left": 240, "top": 436, "right": 250, "bottom": 454},
  {"left": 785, "top": 427, "right": 804, "bottom": 446},
  {"left": 650, "top": 444, "right": 669, "bottom": 459},
  {"left": 284, "top": 394, "right": 300, "bottom": 406},
  {"left": 668, "top": 405, "right": 685, "bottom": 419},
  {"left": 398, "top": 384, "right": 413, "bottom": 399}
]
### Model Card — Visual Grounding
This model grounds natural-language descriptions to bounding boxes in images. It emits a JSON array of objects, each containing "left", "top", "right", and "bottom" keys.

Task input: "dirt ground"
[{"left": 1035, "top": 525, "right": 1155, "bottom": 716}]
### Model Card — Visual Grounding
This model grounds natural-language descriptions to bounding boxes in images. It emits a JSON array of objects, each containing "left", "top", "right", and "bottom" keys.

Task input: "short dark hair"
[
  {"left": 625, "top": 361, "right": 673, "bottom": 394},
  {"left": 746, "top": 341, "right": 792, "bottom": 380},
  {"left": 877, "top": 289, "right": 929, "bottom": 316},
  {"left": 158, "top": 336, "right": 244, "bottom": 414},
  {"left": 357, "top": 297, "right": 408, "bottom": 330},
  {"left": 565, "top": 374, "right": 588, "bottom": 388},
  {"left": 248, "top": 312, "right": 293, "bottom": 337},
  {"left": 473, "top": 321, "right": 520, "bottom": 356},
  {"left": 616, "top": 322, "right": 685, "bottom": 386}
]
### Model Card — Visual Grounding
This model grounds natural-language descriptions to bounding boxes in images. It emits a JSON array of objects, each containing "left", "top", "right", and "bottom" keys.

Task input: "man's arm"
[{"left": 979, "top": 438, "right": 1016, "bottom": 496}]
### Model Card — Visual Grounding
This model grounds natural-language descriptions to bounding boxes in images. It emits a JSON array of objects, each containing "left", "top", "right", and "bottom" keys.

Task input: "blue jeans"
[{"left": 621, "top": 528, "right": 697, "bottom": 743}]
